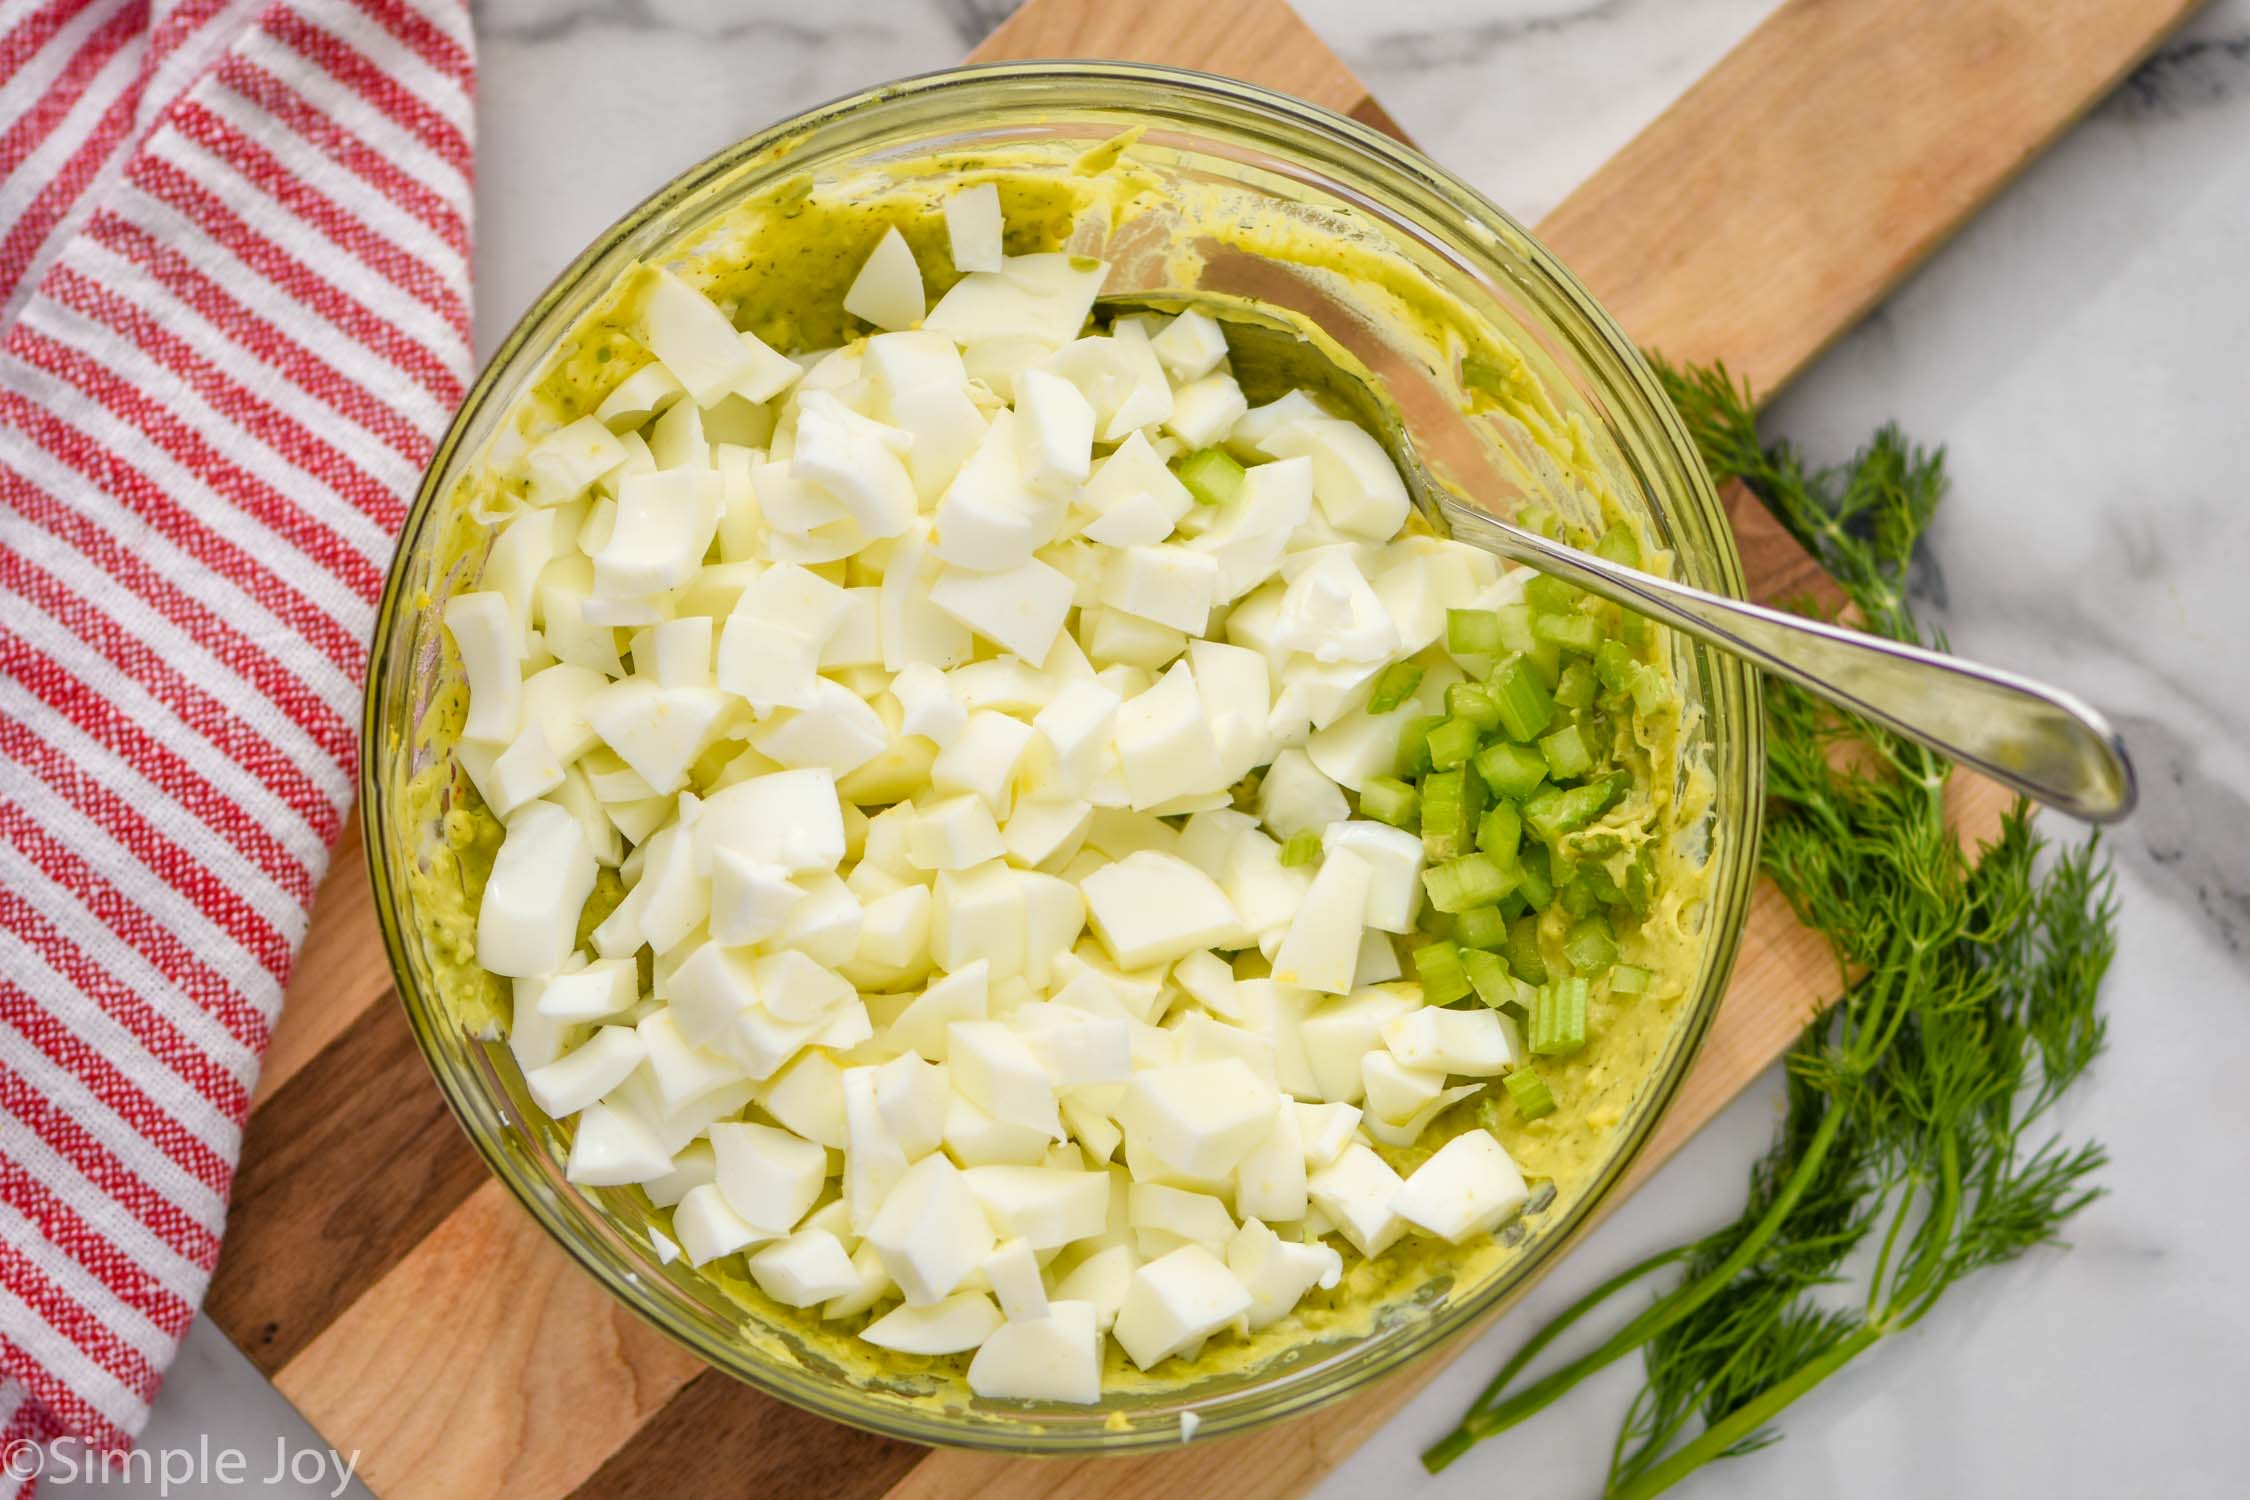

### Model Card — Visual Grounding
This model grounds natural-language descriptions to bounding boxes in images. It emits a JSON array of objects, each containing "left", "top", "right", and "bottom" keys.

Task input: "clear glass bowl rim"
[{"left": 362, "top": 59, "right": 1766, "bottom": 1456}]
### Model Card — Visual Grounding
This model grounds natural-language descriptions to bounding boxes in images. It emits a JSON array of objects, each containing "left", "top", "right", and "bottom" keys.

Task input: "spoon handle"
[{"left": 1437, "top": 499, "right": 2138, "bottom": 823}]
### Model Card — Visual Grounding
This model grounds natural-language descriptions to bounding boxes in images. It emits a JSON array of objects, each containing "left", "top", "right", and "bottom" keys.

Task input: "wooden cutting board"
[{"left": 202, "top": 2, "right": 2192, "bottom": 1495}]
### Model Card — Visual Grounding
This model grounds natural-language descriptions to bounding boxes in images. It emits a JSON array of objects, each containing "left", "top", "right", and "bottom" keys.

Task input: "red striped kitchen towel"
[{"left": 0, "top": 0, "right": 474, "bottom": 1484}]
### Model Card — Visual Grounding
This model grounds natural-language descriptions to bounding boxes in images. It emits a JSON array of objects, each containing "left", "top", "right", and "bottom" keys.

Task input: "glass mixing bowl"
[{"left": 363, "top": 62, "right": 1763, "bottom": 1454}]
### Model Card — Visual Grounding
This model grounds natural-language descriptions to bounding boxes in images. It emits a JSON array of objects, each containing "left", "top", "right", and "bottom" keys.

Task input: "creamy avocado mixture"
[{"left": 396, "top": 136, "right": 1716, "bottom": 1413}]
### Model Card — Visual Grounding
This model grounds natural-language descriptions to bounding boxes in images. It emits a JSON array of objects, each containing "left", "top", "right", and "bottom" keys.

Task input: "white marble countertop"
[{"left": 57, "top": 1, "right": 2250, "bottom": 1495}]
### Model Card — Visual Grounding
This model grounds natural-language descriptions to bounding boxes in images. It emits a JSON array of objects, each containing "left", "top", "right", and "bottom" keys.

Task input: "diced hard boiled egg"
[
  {"left": 967, "top": 1299, "right": 1102, "bottom": 1402},
  {"left": 639, "top": 267, "right": 759, "bottom": 406},
  {"left": 861, "top": 1291, "right": 1001, "bottom": 1354},
  {"left": 1392, "top": 1129, "right": 1530, "bottom": 1244},
  {"left": 1112, "top": 1245, "right": 1253, "bottom": 1370},
  {"left": 842, "top": 227, "right": 927, "bottom": 333},
  {"left": 864, "top": 1153, "right": 996, "bottom": 1304},
  {"left": 944, "top": 184, "right": 1004, "bottom": 274},
  {"left": 458, "top": 192, "right": 1595, "bottom": 1405},
  {"left": 1269, "top": 850, "right": 1370, "bottom": 996},
  {"left": 477, "top": 801, "right": 598, "bottom": 977}
]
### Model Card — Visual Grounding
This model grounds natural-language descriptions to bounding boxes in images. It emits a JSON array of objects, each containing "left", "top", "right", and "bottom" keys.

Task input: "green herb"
[{"left": 1425, "top": 360, "right": 2114, "bottom": 1496}]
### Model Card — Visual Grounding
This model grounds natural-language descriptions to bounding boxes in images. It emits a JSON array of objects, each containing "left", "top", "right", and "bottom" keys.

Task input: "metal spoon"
[{"left": 1105, "top": 296, "right": 2138, "bottom": 823}]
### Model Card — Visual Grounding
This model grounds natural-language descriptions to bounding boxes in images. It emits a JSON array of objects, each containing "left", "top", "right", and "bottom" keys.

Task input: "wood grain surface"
[{"left": 206, "top": 1, "right": 2193, "bottom": 1495}]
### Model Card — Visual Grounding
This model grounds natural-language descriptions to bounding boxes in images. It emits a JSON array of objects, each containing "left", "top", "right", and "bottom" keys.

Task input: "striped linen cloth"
[{"left": 0, "top": 0, "right": 474, "bottom": 1484}]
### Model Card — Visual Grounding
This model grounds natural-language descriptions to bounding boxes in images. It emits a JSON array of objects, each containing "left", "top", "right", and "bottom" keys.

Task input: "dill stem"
[
  {"left": 1466, "top": 1246, "right": 1694, "bottom": 1418},
  {"left": 1608, "top": 1321, "right": 1774, "bottom": 1493},
  {"left": 1892, "top": 1131, "right": 1966, "bottom": 1328},
  {"left": 1429, "top": 1103, "right": 1851, "bottom": 1460},
  {"left": 1865, "top": 1179, "right": 1918, "bottom": 1321},
  {"left": 1607, "top": 1324, "right": 1885, "bottom": 1500}
]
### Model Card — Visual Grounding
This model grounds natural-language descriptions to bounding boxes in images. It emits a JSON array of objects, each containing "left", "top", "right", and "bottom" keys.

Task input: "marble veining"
[
  {"left": 2105, "top": 27, "right": 2250, "bottom": 119},
  {"left": 76, "top": 3, "right": 2248, "bottom": 1497},
  {"left": 1349, "top": 0, "right": 1648, "bottom": 70}
]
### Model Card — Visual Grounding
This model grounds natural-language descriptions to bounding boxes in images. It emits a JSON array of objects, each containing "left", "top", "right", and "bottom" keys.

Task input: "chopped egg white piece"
[
  {"left": 861, "top": 1291, "right": 1001, "bottom": 1354},
  {"left": 843, "top": 227, "right": 927, "bottom": 333},
  {"left": 1307, "top": 1143, "right": 1407, "bottom": 1258},
  {"left": 1113, "top": 1245, "right": 1253, "bottom": 1370},
  {"left": 748, "top": 1229, "right": 863, "bottom": 1307},
  {"left": 1392, "top": 1130, "right": 1531, "bottom": 1244},
  {"left": 967, "top": 1300, "right": 1101, "bottom": 1402},
  {"left": 944, "top": 183, "right": 1004, "bottom": 274},
  {"left": 451, "top": 210, "right": 1586, "bottom": 1405}
]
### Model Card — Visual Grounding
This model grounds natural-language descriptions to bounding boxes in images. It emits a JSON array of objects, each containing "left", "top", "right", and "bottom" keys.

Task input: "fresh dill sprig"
[{"left": 1423, "top": 360, "right": 2115, "bottom": 1497}]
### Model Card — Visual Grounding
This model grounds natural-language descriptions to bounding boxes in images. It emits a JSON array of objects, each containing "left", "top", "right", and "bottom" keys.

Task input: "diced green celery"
[
  {"left": 1506, "top": 914, "right": 1549, "bottom": 986},
  {"left": 1504, "top": 1068, "right": 1557, "bottom": 1120},
  {"left": 1175, "top": 447, "right": 1244, "bottom": 506},
  {"left": 1594, "top": 639, "right": 1638, "bottom": 695},
  {"left": 1447, "top": 608, "right": 1503, "bottom": 657},
  {"left": 1487, "top": 655, "right": 1554, "bottom": 742},
  {"left": 1426, "top": 716, "right": 1480, "bottom": 772},
  {"left": 1421, "top": 769, "right": 1467, "bottom": 859},
  {"left": 1445, "top": 681, "right": 1502, "bottom": 733},
  {"left": 1523, "top": 774, "right": 1628, "bottom": 842},
  {"left": 1532, "top": 610, "right": 1603, "bottom": 656},
  {"left": 1609, "top": 963, "right": 1652, "bottom": 995},
  {"left": 1360, "top": 775, "right": 1420, "bottom": 830},
  {"left": 1278, "top": 829, "right": 1323, "bottom": 868},
  {"left": 1424, "top": 854, "right": 1517, "bottom": 914},
  {"left": 1538, "top": 723, "right": 1593, "bottom": 780},
  {"left": 1594, "top": 521, "right": 1641, "bottom": 568},
  {"left": 1396, "top": 714, "right": 1446, "bottom": 778},
  {"left": 1578, "top": 861, "right": 1624, "bottom": 904},
  {"left": 1476, "top": 803, "right": 1523, "bottom": 866},
  {"left": 1523, "top": 575, "right": 1581, "bottom": 613},
  {"left": 1472, "top": 741, "right": 1548, "bottom": 801},
  {"left": 1629, "top": 661, "right": 1675, "bottom": 714},
  {"left": 1366, "top": 661, "right": 1424, "bottom": 715},
  {"left": 1529, "top": 977, "right": 1589, "bottom": 1055},
  {"left": 1498, "top": 890, "right": 1529, "bottom": 922},
  {"left": 1496, "top": 603, "right": 1539, "bottom": 655},
  {"left": 1395, "top": 715, "right": 1449, "bottom": 782},
  {"left": 1516, "top": 845, "right": 1556, "bottom": 911},
  {"left": 1622, "top": 849, "right": 1656, "bottom": 915},
  {"left": 1553, "top": 660, "right": 1597, "bottom": 711},
  {"left": 1564, "top": 914, "right": 1618, "bottom": 973},
  {"left": 1557, "top": 878, "right": 1597, "bottom": 919},
  {"left": 1454, "top": 905, "right": 1510, "bottom": 951},
  {"left": 1412, "top": 939, "right": 1472, "bottom": 1005},
  {"left": 1462, "top": 947, "right": 1513, "bottom": 1009}
]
